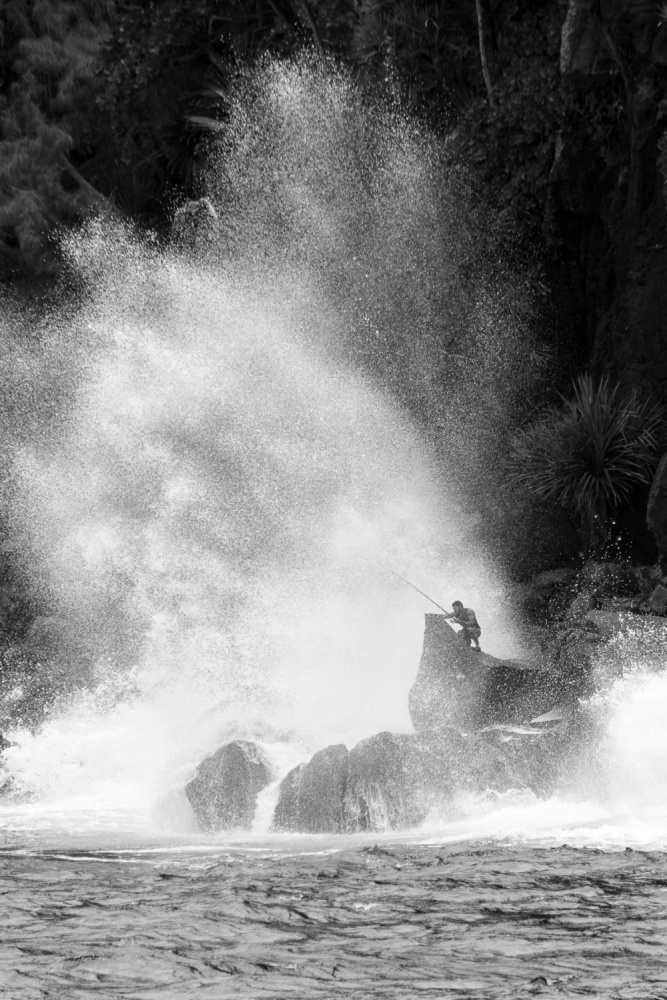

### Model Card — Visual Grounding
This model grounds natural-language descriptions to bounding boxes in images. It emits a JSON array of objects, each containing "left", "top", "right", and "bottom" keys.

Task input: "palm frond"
[{"left": 508, "top": 373, "right": 666, "bottom": 538}]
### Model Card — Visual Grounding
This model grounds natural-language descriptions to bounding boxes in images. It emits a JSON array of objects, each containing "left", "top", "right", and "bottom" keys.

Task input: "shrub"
[{"left": 508, "top": 374, "right": 666, "bottom": 549}]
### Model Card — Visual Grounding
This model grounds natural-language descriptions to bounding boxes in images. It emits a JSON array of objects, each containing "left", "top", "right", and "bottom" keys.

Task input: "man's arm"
[{"left": 456, "top": 609, "right": 476, "bottom": 626}]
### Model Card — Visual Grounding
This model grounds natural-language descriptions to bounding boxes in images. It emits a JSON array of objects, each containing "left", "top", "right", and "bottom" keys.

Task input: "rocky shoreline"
[
  {"left": 183, "top": 558, "right": 667, "bottom": 835},
  {"left": 2, "top": 558, "right": 666, "bottom": 827}
]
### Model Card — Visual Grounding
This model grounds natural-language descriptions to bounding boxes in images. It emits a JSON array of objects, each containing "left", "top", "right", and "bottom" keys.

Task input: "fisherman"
[{"left": 446, "top": 600, "right": 482, "bottom": 651}]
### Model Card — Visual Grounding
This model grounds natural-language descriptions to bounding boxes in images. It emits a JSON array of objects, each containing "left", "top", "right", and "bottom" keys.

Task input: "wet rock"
[
  {"left": 344, "top": 732, "right": 432, "bottom": 832},
  {"left": 171, "top": 198, "right": 219, "bottom": 250},
  {"left": 409, "top": 615, "right": 560, "bottom": 731},
  {"left": 275, "top": 736, "right": 460, "bottom": 834},
  {"left": 646, "top": 583, "right": 667, "bottom": 615},
  {"left": 343, "top": 725, "right": 573, "bottom": 831},
  {"left": 520, "top": 567, "right": 577, "bottom": 623},
  {"left": 417, "top": 725, "right": 524, "bottom": 799},
  {"left": 586, "top": 609, "right": 667, "bottom": 644},
  {"left": 577, "top": 561, "right": 642, "bottom": 599},
  {"left": 272, "top": 763, "right": 305, "bottom": 832},
  {"left": 466, "top": 728, "right": 543, "bottom": 794},
  {"left": 538, "top": 619, "right": 599, "bottom": 701},
  {"left": 186, "top": 740, "right": 271, "bottom": 832},
  {"left": 298, "top": 744, "right": 348, "bottom": 832},
  {"left": 272, "top": 722, "right": 583, "bottom": 834},
  {"left": 273, "top": 745, "right": 349, "bottom": 833},
  {"left": 567, "top": 591, "right": 594, "bottom": 619}
]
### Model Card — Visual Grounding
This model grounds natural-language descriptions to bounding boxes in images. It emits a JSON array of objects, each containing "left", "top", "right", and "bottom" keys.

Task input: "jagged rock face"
[
  {"left": 645, "top": 584, "right": 667, "bottom": 615},
  {"left": 273, "top": 745, "right": 348, "bottom": 833},
  {"left": 186, "top": 740, "right": 271, "bottom": 832},
  {"left": 344, "top": 732, "right": 434, "bottom": 832},
  {"left": 271, "top": 609, "right": 642, "bottom": 835},
  {"left": 274, "top": 731, "right": 453, "bottom": 835},
  {"left": 272, "top": 764, "right": 305, "bottom": 832},
  {"left": 408, "top": 615, "right": 571, "bottom": 731},
  {"left": 271, "top": 723, "right": 574, "bottom": 834},
  {"left": 171, "top": 197, "right": 219, "bottom": 250},
  {"left": 522, "top": 567, "right": 578, "bottom": 622}
]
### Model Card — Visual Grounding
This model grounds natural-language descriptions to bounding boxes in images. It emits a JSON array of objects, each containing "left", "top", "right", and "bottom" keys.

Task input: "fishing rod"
[{"left": 390, "top": 570, "right": 457, "bottom": 625}]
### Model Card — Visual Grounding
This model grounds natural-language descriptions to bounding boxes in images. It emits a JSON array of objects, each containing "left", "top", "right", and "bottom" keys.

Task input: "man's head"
[{"left": 452, "top": 600, "right": 463, "bottom": 611}]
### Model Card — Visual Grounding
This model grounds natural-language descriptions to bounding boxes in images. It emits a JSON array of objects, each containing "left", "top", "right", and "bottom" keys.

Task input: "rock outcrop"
[
  {"left": 272, "top": 763, "right": 306, "bottom": 832},
  {"left": 344, "top": 732, "right": 435, "bottom": 832},
  {"left": 197, "top": 595, "right": 657, "bottom": 836},
  {"left": 171, "top": 198, "right": 219, "bottom": 251},
  {"left": 408, "top": 614, "right": 585, "bottom": 732},
  {"left": 520, "top": 568, "right": 578, "bottom": 623},
  {"left": 186, "top": 740, "right": 271, "bottom": 832},
  {"left": 274, "top": 744, "right": 349, "bottom": 833},
  {"left": 272, "top": 721, "right": 575, "bottom": 834}
]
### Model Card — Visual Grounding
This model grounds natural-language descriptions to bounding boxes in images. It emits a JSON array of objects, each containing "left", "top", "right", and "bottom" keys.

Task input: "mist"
[{"left": 0, "top": 60, "right": 538, "bottom": 822}]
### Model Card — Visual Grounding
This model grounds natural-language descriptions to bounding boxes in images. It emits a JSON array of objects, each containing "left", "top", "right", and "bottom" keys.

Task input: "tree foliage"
[
  {"left": 351, "top": 1, "right": 479, "bottom": 111},
  {"left": 509, "top": 375, "right": 666, "bottom": 546},
  {"left": 0, "top": 0, "right": 663, "bottom": 274},
  {"left": 0, "top": 0, "right": 111, "bottom": 269}
]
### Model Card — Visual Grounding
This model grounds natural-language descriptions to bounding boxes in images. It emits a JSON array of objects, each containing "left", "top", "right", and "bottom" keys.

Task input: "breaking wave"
[{"left": 1, "top": 60, "right": 665, "bottom": 852}]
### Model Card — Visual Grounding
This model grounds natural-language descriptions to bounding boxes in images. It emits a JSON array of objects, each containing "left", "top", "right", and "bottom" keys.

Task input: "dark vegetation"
[
  {"left": 509, "top": 374, "right": 666, "bottom": 550},
  {"left": 2, "top": 1, "right": 667, "bottom": 719}
]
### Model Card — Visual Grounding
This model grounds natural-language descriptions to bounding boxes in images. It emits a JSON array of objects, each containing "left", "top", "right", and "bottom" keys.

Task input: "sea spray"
[
  {"left": 0, "top": 226, "right": 497, "bottom": 830},
  {"left": 0, "top": 59, "right": 537, "bottom": 834}
]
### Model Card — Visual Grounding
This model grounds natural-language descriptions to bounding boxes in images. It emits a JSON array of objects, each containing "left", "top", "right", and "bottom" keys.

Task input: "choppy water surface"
[{"left": 2, "top": 835, "right": 667, "bottom": 999}]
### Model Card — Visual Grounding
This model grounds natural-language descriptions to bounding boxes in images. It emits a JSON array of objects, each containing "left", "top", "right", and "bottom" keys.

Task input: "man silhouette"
[{"left": 447, "top": 600, "right": 482, "bottom": 651}]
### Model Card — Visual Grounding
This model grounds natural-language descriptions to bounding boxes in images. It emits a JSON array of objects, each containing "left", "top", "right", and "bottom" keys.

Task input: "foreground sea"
[{"left": 3, "top": 800, "right": 667, "bottom": 1000}]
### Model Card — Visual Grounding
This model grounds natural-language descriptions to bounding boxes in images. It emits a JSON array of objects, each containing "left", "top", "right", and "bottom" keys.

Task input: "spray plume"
[{"left": 0, "top": 59, "right": 536, "bottom": 829}]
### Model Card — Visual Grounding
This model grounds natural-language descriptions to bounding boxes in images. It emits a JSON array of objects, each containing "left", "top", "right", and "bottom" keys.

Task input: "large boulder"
[
  {"left": 270, "top": 722, "right": 576, "bottom": 834},
  {"left": 171, "top": 197, "right": 219, "bottom": 251},
  {"left": 408, "top": 615, "right": 571, "bottom": 731},
  {"left": 273, "top": 731, "right": 457, "bottom": 834},
  {"left": 272, "top": 763, "right": 305, "bottom": 832},
  {"left": 273, "top": 744, "right": 348, "bottom": 833},
  {"left": 587, "top": 609, "right": 667, "bottom": 643},
  {"left": 185, "top": 740, "right": 272, "bottom": 832},
  {"left": 344, "top": 732, "right": 434, "bottom": 832},
  {"left": 538, "top": 619, "right": 599, "bottom": 695},
  {"left": 645, "top": 584, "right": 667, "bottom": 615}
]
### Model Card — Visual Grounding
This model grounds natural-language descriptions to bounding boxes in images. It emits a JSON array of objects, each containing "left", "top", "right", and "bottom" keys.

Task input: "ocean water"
[{"left": 3, "top": 830, "right": 667, "bottom": 997}]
